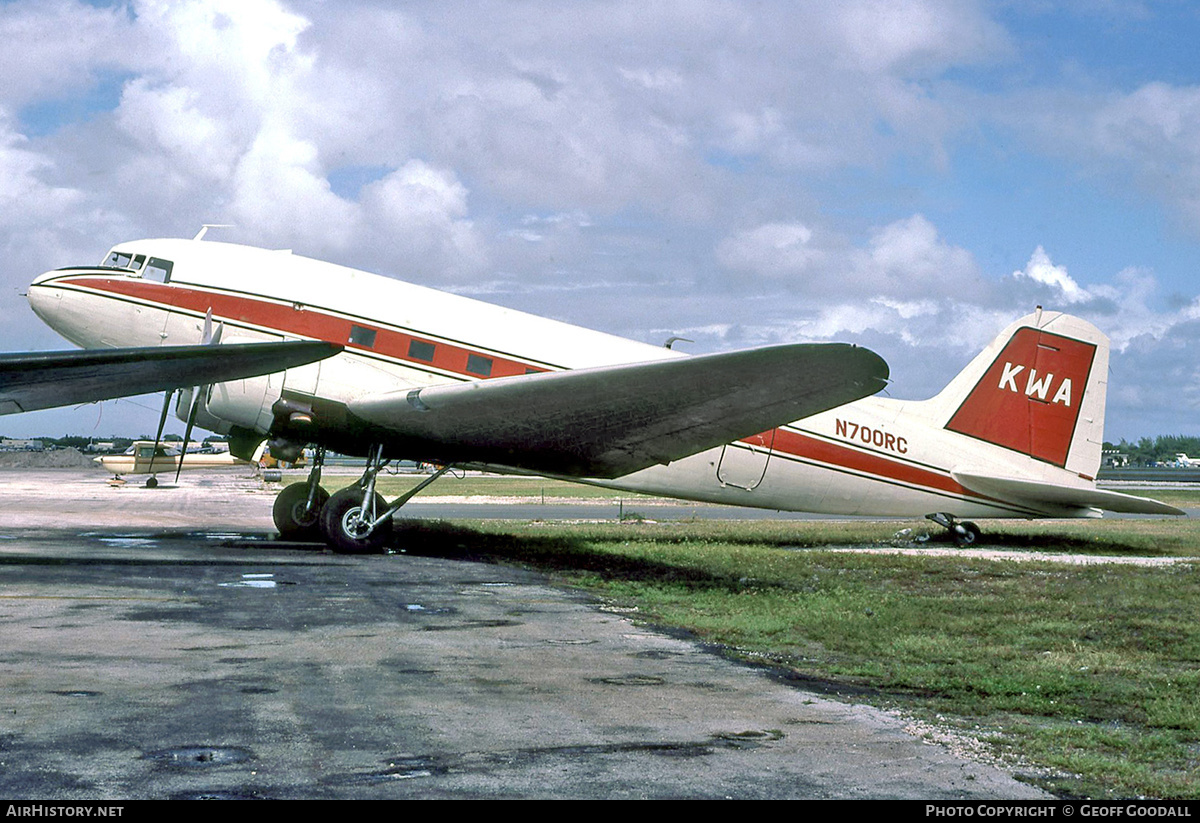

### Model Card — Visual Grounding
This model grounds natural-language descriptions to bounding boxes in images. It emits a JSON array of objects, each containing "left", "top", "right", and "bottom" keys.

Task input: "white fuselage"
[{"left": 29, "top": 239, "right": 1087, "bottom": 520}]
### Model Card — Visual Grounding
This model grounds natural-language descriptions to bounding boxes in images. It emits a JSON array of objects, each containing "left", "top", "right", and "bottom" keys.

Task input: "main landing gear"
[
  {"left": 926, "top": 513, "right": 981, "bottom": 547},
  {"left": 272, "top": 446, "right": 330, "bottom": 542},
  {"left": 271, "top": 445, "right": 452, "bottom": 554}
]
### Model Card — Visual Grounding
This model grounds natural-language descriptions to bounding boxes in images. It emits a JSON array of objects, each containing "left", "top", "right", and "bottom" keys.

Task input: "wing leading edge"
[
  {"left": 0, "top": 341, "right": 341, "bottom": 415},
  {"left": 349, "top": 342, "right": 889, "bottom": 478}
]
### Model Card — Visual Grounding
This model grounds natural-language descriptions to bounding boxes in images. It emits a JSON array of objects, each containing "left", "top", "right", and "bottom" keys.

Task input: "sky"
[{"left": 1, "top": 0, "right": 1200, "bottom": 442}]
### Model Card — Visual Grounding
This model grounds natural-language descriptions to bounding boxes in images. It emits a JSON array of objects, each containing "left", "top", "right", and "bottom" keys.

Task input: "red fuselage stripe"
[
  {"left": 753, "top": 428, "right": 975, "bottom": 499},
  {"left": 54, "top": 274, "right": 549, "bottom": 379}
]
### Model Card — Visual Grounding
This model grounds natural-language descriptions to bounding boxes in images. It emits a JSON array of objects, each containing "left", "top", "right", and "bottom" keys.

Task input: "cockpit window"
[
  {"left": 103, "top": 251, "right": 134, "bottom": 269},
  {"left": 100, "top": 251, "right": 147, "bottom": 274},
  {"left": 144, "top": 257, "right": 173, "bottom": 283}
]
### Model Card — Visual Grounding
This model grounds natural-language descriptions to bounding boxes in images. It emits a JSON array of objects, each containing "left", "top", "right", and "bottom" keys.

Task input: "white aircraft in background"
[
  {"left": 95, "top": 441, "right": 250, "bottom": 488},
  {"left": 27, "top": 237, "right": 1182, "bottom": 552}
]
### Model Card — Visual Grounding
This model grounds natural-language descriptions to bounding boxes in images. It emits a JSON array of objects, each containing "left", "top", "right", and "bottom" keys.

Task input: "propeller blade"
[
  {"left": 146, "top": 389, "right": 174, "bottom": 481},
  {"left": 154, "top": 389, "right": 174, "bottom": 446},
  {"left": 175, "top": 389, "right": 203, "bottom": 483},
  {"left": 175, "top": 307, "right": 222, "bottom": 483}
]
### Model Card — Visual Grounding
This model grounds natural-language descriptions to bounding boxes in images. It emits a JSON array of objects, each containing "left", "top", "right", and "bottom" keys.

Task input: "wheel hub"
[{"left": 341, "top": 507, "right": 375, "bottom": 539}]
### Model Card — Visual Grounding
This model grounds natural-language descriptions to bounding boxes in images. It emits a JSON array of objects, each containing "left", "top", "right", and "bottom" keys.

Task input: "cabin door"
[{"left": 715, "top": 430, "right": 775, "bottom": 491}]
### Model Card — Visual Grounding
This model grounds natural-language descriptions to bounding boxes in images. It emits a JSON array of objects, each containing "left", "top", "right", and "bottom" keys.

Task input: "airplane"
[
  {"left": 1174, "top": 454, "right": 1200, "bottom": 468},
  {"left": 26, "top": 237, "right": 1183, "bottom": 553},
  {"left": 95, "top": 441, "right": 250, "bottom": 487}
]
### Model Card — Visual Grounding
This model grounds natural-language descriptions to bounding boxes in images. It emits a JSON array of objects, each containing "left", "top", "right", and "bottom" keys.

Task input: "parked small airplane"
[
  {"left": 96, "top": 441, "right": 250, "bottom": 487},
  {"left": 27, "top": 237, "right": 1183, "bottom": 552}
]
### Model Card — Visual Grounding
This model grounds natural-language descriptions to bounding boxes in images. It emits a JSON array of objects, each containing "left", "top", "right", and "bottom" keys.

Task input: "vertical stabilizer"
[{"left": 927, "top": 311, "right": 1108, "bottom": 478}]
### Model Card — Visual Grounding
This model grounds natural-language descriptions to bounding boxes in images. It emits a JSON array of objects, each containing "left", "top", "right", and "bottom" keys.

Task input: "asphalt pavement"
[{"left": 0, "top": 469, "right": 1048, "bottom": 799}]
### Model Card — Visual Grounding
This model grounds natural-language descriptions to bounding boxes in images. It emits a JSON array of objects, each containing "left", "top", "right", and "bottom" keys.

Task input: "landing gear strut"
[
  {"left": 314, "top": 445, "right": 453, "bottom": 554},
  {"left": 926, "top": 513, "right": 981, "bottom": 547}
]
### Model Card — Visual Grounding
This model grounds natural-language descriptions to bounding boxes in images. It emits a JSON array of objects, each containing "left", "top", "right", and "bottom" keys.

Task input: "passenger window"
[
  {"left": 349, "top": 325, "right": 377, "bottom": 348},
  {"left": 132, "top": 254, "right": 146, "bottom": 270},
  {"left": 408, "top": 340, "right": 436, "bottom": 362},
  {"left": 144, "top": 257, "right": 173, "bottom": 283},
  {"left": 466, "top": 354, "right": 493, "bottom": 377}
]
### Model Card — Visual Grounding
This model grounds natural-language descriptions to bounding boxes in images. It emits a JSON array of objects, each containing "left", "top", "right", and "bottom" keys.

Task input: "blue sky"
[{"left": 2, "top": 0, "right": 1200, "bottom": 442}]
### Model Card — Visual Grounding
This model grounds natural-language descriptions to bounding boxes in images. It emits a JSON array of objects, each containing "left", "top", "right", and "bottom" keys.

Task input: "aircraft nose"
[
  {"left": 27, "top": 272, "right": 61, "bottom": 320},
  {"left": 30, "top": 268, "right": 58, "bottom": 287},
  {"left": 27, "top": 269, "right": 96, "bottom": 349}
]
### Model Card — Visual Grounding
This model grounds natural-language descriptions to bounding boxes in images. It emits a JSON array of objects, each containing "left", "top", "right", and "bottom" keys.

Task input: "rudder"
[{"left": 929, "top": 310, "right": 1108, "bottom": 477}]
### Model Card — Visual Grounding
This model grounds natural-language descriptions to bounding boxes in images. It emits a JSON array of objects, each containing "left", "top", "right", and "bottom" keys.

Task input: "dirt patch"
[{"left": 0, "top": 448, "right": 102, "bottom": 469}]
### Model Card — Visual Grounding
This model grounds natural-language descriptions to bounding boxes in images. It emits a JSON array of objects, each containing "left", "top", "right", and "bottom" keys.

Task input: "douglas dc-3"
[{"left": 27, "top": 236, "right": 1183, "bottom": 553}]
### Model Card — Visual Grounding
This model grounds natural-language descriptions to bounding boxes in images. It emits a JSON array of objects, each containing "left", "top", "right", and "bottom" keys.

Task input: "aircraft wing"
[
  {"left": 952, "top": 470, "right": 1186, "bottom": 516},
  {"left": 349, "top": 343, "right": 889, "bottom": 478},
  {"left": 0, "top": 341, "right": 340, "bottom": 415}
]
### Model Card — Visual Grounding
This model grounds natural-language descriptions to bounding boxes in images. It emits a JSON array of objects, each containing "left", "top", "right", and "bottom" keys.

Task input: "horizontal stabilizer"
[
  {"left": 350, "top": 342, "right": 889, "bottom": 478},
  {"left": 0, "top": 341, "right": 341, "bottom": 415},
  {"left": 952, "top": 470, "right": 1185, "bottom": 516}
]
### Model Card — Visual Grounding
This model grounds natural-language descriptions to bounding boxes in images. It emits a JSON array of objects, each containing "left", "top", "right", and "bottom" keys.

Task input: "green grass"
[
  {"left": 380, "top": 514, "right": 1200, "bottom": 799},
  {"left": 371, "top": 473, "right": 674, "bottom": 501}
]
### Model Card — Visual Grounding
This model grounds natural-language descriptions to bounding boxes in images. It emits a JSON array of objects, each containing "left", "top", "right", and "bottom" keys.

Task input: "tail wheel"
[
  {"left": 273, "top": 483, "right": 330, "bottom": 542},
  {"left": 319, "top": 486, "right": 392, "bottom": 554},
  {"left": 927, "top": 513, "right": 983, "bottom": 547},
  {"left": 954, "top": 521, "right": 981, "bottom": 547}
]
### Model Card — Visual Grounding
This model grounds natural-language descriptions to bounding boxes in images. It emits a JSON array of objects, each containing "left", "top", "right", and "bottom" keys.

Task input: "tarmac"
[{"left": 0, "top": 468, "right": 1050, "bottom": 800}]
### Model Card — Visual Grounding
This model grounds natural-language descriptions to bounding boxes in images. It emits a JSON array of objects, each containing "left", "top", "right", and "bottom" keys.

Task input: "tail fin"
[{"left": 926, "top": 310, "right": 1109, "bottom": 477}]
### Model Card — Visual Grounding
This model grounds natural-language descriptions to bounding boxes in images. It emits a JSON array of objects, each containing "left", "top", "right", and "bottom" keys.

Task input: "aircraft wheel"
[
  {"left": 319, "top": 487, "right": 392, "bottom": 554},
  {"left": 145, "top": 476, "right": 158, "bottom": 489},
  {"left": 273, "top": 483, "right": 330, "bottom": 541},
  {"left": 954, "top": 521, "right": 981, "bottom": 547}
]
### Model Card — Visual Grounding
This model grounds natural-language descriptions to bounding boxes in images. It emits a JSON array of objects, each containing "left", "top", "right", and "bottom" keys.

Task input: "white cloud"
[
  {"left": 716, "top": 222, "right": 820, "bottom": 276},
  {"left": 1009, "top": 81, "right": 1200, "bottom": 236},
  {"left": 831, "top": 0, "right": 1012, "bottom": 75},
  {"left": 0, "top": 115, "right": 78, "bottom": 220},
  {"left": 357, "top": 161, "right": 487, "bottom": 280},
  {"left": 115, "top": 80, "right": 238, "bottom": 182},
  {"left": 228, "top": 126, "right": 356, "bottom": 249},
  {"left": 863, "top": 214, "right": 980, "bottom": 293},
  {"left": 1011, "top": 246, "right": 1091, "bottom": 304},
  {"left": 0, "top": 0, "right": 134, "bottom": 110},
  {"left": 715, "top": 214, "right": 980, "bottom": 301}
]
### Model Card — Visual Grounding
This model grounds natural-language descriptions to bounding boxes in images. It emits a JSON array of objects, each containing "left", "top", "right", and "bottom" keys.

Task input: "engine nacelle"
[
  {"left": 174, "top": 386, "right": 233, "bottom": 435},
  {"left": 197, "top": 336, "right": 286, "bottom": 435},
  {"left": 205, "top": 371, "right": 285, "bottom": 435}
]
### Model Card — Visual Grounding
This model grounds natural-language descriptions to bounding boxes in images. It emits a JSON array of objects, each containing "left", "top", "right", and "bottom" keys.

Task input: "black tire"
[
  {"left": 319, "top": 486, "right": 392, "bottom": 554},
  {"left": 145, "top": 476, "right": 158, "bottom": 489},
  {"left": 273, "top": 483, "right": 330, "bottom": 541},
  {"left": 954, "top": 521, "right": 980, "bottom": 547}
]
